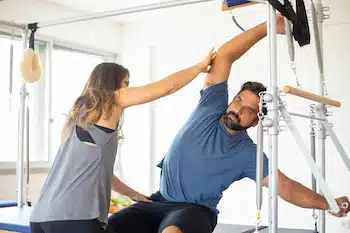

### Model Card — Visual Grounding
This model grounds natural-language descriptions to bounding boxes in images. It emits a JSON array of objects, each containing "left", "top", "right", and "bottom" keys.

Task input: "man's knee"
[{"left": 162, "top": 225, "right": 182, "bottom": 233}]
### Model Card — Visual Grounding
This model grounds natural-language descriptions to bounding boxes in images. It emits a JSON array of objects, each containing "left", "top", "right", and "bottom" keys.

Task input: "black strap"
[
  {"left": 267, "top": 0, "right": 310, "bottom": 47},
  {"left": 295, "top": 0, "right": 310, "bottom": 46},
  {"left": 28, "top": 23, "right": 38, "bottom": 50}
]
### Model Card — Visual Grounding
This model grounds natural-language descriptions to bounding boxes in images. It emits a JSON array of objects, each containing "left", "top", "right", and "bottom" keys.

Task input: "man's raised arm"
[{"left": 203, "top": 14, "right": 286, "bottom": 90}]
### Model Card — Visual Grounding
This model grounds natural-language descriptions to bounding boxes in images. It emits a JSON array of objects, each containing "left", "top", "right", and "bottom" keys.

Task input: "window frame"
[{"left": 0, "top": 28, "right": 117, "bottom": 171}]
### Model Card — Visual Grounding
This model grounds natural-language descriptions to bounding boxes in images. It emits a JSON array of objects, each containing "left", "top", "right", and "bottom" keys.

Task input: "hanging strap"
[
  {"left": 267, "top": 0, "right": 310, "bottom": 47},
  {"left": 28, "top": 23, "right": 38, "bottom": 50}
]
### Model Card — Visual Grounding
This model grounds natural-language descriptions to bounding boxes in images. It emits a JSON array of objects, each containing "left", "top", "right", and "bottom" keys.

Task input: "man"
[{"left": 108, "top": 14, "right": 350, "bottom": 233}]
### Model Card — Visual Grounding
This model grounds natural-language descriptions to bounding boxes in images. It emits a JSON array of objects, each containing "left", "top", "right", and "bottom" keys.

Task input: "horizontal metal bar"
[
  {"left": 0, "top": 28, "right": 116, "bottom": 60},
  {"left": 0, "top": 20, "right": 26, "bottom": 30},
  {"left": 288, "top": 112, "right": 326, "bottom": 121},
  {"left": 37, "top": 0, "right": 216, "bottom": 28}
]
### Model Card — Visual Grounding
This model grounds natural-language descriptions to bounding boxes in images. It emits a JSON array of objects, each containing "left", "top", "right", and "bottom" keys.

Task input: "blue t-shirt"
[{"left": 157, "top": 81, "right": 269, "bottom": 214}]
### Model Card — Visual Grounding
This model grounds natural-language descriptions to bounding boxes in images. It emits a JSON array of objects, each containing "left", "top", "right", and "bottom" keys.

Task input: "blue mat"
[
  {"left": 0, "top": 206, "right": 31, "bottom": 233},
  {"left": 225, "top": 0, "right": 253, "bottom": 7},
  {"left": 0, "top": 200, "right": 17, "bottom": 208},
  {"left": 0, "top": 206, "right": 314, "bottom": 233}
]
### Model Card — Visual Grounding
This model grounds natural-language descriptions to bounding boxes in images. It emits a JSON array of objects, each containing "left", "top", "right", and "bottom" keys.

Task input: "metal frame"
[
  {"left": 148, "top": 46, "right": 157, "bottom": 193},
  {"left": 257, "top": 0, "right": 349, "bottom": 232},
  {"left": 266, "top": 3, "right": 279, "bottom": 233},
  {"left": 316, "top": 109, "right": 350, "bottom": 173},
  {"left": 16, "top": 28, "right": 28, "bottom": 208},
  {"left": 312, "top": 1, "right": 327, "bottom": 232},
  {"left": 279, "top": 105, "right": 340, "bottom": 213},
  {"left": 36, "top": 0, "right": 216, "bottom": 28}
]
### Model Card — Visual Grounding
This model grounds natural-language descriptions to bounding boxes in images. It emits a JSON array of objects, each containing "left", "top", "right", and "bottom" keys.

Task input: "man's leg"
[
  {"left": 158, "top": 205, "right": 217, "bottom": 233},
  {"left": 107, "top": 201, "right": 162, "bottom": 233}
]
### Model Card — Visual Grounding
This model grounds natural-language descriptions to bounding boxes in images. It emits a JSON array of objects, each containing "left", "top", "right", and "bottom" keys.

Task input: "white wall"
[
  {"left": 0, "top": 0, "right": 121, "bottom": 201},
  {"left": 0, "top": 0, "right": 122, "bottom": 52},
  {"left": 0, "top": 171, "right": 47, "bottom": 203},
  {"left": 119, "top": 0, "right": 350, "bottom": 232}
]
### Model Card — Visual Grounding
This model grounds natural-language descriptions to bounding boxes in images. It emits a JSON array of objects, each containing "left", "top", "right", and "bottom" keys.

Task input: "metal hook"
[
  {"left": 342, "top": 202, "right": 349, "bottom": 210},
  {"left": 324, "top": 14, "right": 330, "bottom": 20},
  {"left": 278, "top": 100, "right": 287, "bottom": 107},
  {"left": 11, "top": 21, "right": 15, "bottom": 41},
  {"left": 279, "top": 125, "right": 287, "bottom": 132}
]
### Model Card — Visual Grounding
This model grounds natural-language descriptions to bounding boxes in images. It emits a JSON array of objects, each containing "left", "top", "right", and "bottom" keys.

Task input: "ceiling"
[{"left": 43, "top": 0, "right": 221, "bottom": 23}]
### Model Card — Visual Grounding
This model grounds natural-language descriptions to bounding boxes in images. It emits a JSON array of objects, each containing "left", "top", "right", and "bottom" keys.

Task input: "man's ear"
[{"left": 252, "top": 117, "right": 259, "bottom": 127}]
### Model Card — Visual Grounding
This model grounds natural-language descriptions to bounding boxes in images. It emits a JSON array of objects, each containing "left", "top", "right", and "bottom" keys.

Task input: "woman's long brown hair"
[{"left": 61, "top": 62, "right": 129, "bottom": 143}]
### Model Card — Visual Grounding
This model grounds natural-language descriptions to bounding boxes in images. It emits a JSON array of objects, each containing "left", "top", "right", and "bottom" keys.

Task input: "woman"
[{"left": 29, "top": 48, "right": 216, "bottom": 233}]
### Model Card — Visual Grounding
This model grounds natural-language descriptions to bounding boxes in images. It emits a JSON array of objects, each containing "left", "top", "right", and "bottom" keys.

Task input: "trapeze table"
[
  {"left": 0, "top": 201, "right": 17, "bottom": 208},
  {"left": 0, "top": 206, "right": 314, "bottom": 233},
  {"left": 214, "top": 223, "right": 314, "bottom": 233},
  {"left": 0, "top": 206, "right": 31, "bottom": 233}
]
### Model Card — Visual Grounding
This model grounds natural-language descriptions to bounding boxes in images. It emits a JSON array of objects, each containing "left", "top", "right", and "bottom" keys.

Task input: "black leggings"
[
  {"left": 30, "top": 219, "right": 108, "bottom": 233},
  {"left": 108, "top": 191, "right": 217, "bottom": 233}
]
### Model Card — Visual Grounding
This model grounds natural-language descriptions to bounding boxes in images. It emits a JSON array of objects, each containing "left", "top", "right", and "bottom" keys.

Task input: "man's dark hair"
[{"left": 238, "top": 81, "right": 267, "bottom": 116}]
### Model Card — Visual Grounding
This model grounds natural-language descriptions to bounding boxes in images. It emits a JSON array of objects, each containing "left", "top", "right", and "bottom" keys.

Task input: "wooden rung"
[
  {"left": 283, "top": 86, "right": 341, "bottom": 107},
  {"left": 222, "top": 1, "right": 256, "bottom": 11}
]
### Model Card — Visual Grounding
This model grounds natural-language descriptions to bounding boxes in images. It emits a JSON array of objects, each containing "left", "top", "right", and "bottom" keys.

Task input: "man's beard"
[{"left": 223, "top": 111, "right": 250, "bottom": 131}]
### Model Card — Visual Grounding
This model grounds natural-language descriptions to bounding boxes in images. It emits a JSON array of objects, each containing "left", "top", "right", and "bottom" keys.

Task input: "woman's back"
[{"left": 30, "top": 123, "right": 118, "bottom": 224}]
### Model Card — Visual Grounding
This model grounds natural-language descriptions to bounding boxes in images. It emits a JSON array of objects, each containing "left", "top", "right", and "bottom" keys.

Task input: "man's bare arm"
[
  {"left": 263, "top": 171, "right": 350, "bottom": 217},
  {"left": 203, "top": 14, "right": 286, "bottom": 90},
  {"left": 203, "top": 23, "right": 267, "bottom": 90}
]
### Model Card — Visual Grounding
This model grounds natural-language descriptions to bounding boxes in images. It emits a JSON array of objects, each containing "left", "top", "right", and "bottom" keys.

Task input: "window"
[
  {"left": 0, "top": 35, "right": 47, "bottom": 163},
  {"left": 0, "top": 31, "right": 115, "bottom": 165},
  {"left": 0, "top": 36, "right": 22, "bottom": 162},
  {"left": 50, "top": 49, "right": 105, "bottom": 159}
]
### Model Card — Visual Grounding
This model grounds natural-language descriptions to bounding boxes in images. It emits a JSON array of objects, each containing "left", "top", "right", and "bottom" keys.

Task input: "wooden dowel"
[{"left": 283, "top": 86, "right": 341, "bottom": 107}]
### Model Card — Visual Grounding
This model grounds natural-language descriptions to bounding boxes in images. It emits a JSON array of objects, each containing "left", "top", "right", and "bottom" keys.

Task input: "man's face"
[{"left": 223, "top": 90, "right": 260, "bottom": 131}]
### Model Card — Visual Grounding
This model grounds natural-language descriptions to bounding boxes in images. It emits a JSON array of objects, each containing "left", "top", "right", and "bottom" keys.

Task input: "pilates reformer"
[{"left": 0, "top": 0, "right": 348, "bottom": 233}]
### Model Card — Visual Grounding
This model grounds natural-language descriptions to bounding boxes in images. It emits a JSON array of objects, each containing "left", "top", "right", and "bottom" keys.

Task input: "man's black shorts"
[{"left": 107, "top": 191, "right": 217, "bottom": 233}]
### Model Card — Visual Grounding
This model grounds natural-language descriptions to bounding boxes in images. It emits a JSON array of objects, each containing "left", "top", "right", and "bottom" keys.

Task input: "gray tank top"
[{"left": 30, "top": 123, "right": 118, "bottom": 224}]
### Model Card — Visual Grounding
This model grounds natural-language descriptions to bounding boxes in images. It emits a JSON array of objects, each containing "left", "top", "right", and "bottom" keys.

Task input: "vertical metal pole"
[
  {"left": 312, "top": 0, "right": 326, "bottom": 232},
  {"left": 256, "top": 98, "right": 264, "bottom": 232},
  {"left": 148, "top": 46, "right": 156, "bottom": 193},
  {"left": 25, "top": 106, "right": 31, "bottom": 206},
  {"left": 45, "top": 41, "right": 53, "bottom": 163},
  {"left": 267, "top": 3, "right": 278, "bottom": 233},
  {"left": 9, "top": 43, "right": 14, "bottom": 110},
  {"left": 310, "top": 106, "right": 318, "bottom": 232},
  {"left": 256, "top": 113, "right": 264, "bottom": 213},
  {"left": 17, "top": 28, "right": 28, "bottom": 207},
  {"left": 311, "top": 122, "right": 316, "bottom": 192}
]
